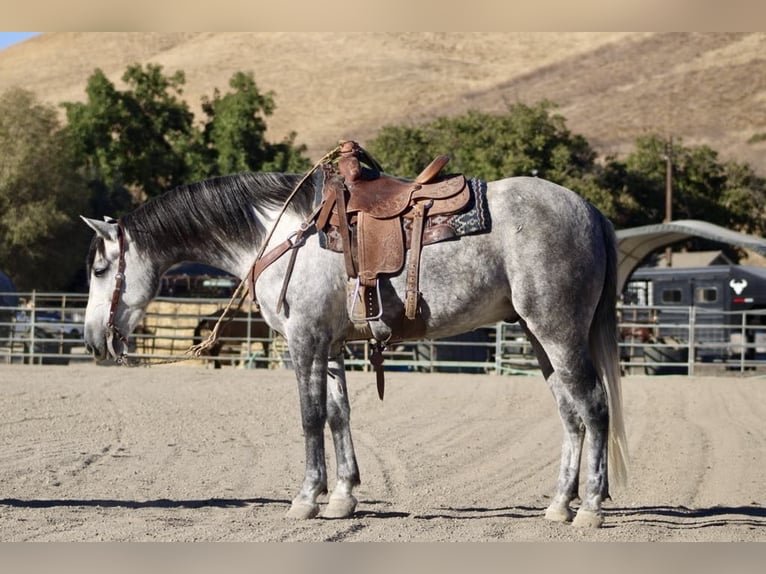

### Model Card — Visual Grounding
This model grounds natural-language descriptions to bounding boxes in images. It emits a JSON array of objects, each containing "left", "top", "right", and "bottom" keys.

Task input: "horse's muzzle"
[
  {"left": 84, "top": 329, "right": 109, "bottom": 361},
  {"left": 85, "top": 341, "right": 107, "bottom": 361}
]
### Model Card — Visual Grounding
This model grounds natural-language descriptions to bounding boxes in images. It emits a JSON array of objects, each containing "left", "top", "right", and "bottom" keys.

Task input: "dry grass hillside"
[{"left": 1, "top": 32, "right": 765, "bottom": 174}]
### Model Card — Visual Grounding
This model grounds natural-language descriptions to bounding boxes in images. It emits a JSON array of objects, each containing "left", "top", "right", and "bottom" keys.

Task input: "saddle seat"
[{"left": 344, "top": 156, "right": 465, "bottom": 218}]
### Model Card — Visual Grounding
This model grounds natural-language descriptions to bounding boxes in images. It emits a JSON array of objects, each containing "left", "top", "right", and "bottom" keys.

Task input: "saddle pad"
[{"left": 431, "top": 177, "right": 490, "bottom": 237}]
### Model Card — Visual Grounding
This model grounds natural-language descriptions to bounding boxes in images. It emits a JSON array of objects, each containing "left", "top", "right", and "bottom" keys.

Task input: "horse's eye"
[{"left": 93, "top": 266, "right": 108, "bottom": 278}]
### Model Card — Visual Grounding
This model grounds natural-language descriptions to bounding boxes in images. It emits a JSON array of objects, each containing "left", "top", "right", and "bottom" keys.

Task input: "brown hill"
[{"left": 2, "top": 32, "right": 765, "bottom": 174}]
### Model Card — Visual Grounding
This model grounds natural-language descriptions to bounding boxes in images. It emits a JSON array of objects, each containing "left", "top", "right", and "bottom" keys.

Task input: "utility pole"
[{"left": 664, "top": 137, "right": 673, "bottom": 267}]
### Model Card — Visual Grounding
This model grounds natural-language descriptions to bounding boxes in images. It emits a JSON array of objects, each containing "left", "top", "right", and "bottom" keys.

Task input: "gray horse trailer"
[{"left": 622, "top": 265, "right": 766, "bottom": 370}]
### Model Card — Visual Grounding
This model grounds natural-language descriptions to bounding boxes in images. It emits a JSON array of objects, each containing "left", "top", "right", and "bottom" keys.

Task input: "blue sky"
[{"left": 0, "top": 32, "right": 41, "bottom": 51}]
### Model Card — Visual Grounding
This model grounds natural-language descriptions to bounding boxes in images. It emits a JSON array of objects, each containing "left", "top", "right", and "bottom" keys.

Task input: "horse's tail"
[{"left": 590, "top": 210, "right": 629, "bottom": 488}]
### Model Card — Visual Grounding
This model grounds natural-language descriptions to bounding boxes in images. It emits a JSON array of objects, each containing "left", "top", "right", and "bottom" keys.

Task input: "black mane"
[{"left": 122, "top": 171, "right": 316, "bottom": 261}]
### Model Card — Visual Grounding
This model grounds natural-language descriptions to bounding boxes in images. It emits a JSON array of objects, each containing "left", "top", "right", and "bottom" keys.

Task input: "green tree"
[
  {"left": 198, "top": 71, "right": 310, "bottom": 177},
  {"left": 602, "top": 135, "right": 766, "bottom": 233},
  {"left": 367, "top": 102, "right": 628, "bottom": 219},
  {"left": 369, "top": 102, "right": 597, "bottom": 180},
  {"left": 715, "top": 160, "right": 766, "bottom": 236},
  {"left": 63, "top": 64, "right": 197, "bottom": 206},
  {"left": 0, "top": 88, "right": 89, "bottom": 290},
  {"left": 0, "top": 68, "right": 314, "bottom": 291},
  {"left": 64, "top": 66, "right": 311, "bottom": 211}
]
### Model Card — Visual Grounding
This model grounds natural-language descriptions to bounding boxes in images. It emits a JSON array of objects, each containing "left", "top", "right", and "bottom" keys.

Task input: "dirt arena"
[{"left": 0, "top": 364, "right": 764, "bottom": 542}]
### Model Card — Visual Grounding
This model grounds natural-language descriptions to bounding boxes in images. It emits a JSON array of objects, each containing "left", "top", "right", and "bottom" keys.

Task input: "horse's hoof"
[
  {"left": 544, "top": 503, "right": 574, "bottom": 523},
  {"left": 322, "top": 494, "right": 357, "bottom": 519},
  {"left": 285, "top": 500, "right": 320, "bottom": 519},
  {"left": 572, "top": 508, "right": 604, "bottom": 528}
]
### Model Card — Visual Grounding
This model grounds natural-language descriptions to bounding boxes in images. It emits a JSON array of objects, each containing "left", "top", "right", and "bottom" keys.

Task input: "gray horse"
[{"left": 81, "top": 169, "right": 627, "bottom": 527}]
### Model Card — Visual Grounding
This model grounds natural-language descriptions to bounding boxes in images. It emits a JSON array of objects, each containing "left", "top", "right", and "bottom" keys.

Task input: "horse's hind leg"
[
  {"left": 322, "top": 352, "right": 361, "bottom": 518},
  {"left": 545, "top": 393, "right": 586, "bottom": 523},
  {"left": 523, "top": 327, "right": 584, "bottom": 523},
  {"left": 524, "top": 326, "right": 609, "bottom": 527},
  {"left": 551, "top": 359, "right": 609, "bottom": 527}
]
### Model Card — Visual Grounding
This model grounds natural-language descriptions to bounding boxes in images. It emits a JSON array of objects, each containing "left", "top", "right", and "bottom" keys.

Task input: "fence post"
[
  {"left": 429, "top": 340, "right": 435, "bottom": 373},
  {"left": 28, "top": 290, "right": 37, "bottom": 365},
  {"left": 687, "top": 305, "right": 695, "bottom": 376},
  {"left": 740, "top": 312, "right": 747, "bottom": 373},
  {"left": 495, "top": 322, "right": 503, "bottom": 374}
]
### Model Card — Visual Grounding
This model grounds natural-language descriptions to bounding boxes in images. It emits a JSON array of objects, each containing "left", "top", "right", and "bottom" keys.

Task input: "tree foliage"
[
  {"left": 63, "top": 64, "right": 310, "bottom": 211},
  {"left": 197, "top": 71, "right": 310, "bottom": 177},
  {"left": 369, "top": 102, "right": 597, "bottom": 181},
  {"left": 0, "top": 88, "right": 89, "bottom": 290},
  {"left": 63, "top": 64, "right": 197, "bottom": 206},
  {"left": 1, "top": 64, "right": 310, "bottom": 290},
  {"left": 368, "top": 102, "right": 633, "bottom": 221},
  {"left": 602, "top": 135, "right": 766, "bottom": 234}
]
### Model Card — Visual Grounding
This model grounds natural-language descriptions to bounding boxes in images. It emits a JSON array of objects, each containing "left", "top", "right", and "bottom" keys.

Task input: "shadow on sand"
[
  {"left": 2, "top": 498, "right": 763, "bottom": 530},
  {"left": 0, "top": 496, "right": 289, "bottom": 510}
]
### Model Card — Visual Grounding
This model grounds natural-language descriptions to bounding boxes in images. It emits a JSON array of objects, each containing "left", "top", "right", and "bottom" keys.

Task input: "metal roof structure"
[{"left": 615, "top": 219, "right": 766, "bottom": 292}]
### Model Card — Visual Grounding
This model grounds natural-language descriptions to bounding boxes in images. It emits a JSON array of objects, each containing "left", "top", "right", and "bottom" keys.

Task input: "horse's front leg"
[
  {"left": 323, "top": 352, "right": 360, "bottom": 518},
  {"left": 285, "top": 336, "right": 331, "bottom": 519}
]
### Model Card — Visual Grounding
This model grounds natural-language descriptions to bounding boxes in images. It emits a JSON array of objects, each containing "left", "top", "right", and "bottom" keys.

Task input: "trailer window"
[
  {"left": 661, "top": 288, "right": 683, "bottom": 304},
  {"left": 695, "top": 286, "right": 718, "bottom": 304}
]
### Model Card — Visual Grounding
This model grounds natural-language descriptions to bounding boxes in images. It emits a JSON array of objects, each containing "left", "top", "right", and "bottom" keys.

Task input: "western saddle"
[{"left": 317, "top": 141, "right": 469, "bottom": 322}]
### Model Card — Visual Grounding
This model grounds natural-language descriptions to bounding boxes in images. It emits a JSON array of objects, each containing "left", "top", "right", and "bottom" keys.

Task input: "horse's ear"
[{"left": 81, "top": 216, "right": 119, "bottom": 241}]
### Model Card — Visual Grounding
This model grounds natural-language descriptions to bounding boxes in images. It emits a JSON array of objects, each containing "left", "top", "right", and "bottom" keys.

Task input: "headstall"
[{"left": 105, "top": 220, "right": 130, "bottom": 363}]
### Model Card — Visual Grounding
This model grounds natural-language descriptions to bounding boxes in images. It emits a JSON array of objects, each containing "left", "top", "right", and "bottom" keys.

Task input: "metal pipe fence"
[{"left": 2, "top": 293, "right": 765, "bottom": 375}]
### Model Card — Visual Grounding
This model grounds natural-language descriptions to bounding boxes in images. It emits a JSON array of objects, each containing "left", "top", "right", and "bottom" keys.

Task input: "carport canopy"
[{"left": 616, "top": 219, "right": 766, "bottom": 293}]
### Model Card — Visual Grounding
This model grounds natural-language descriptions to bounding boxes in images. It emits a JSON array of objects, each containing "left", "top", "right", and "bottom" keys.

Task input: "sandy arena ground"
[{"left": 0, "top": 363, "right": 764, "bottom": 542}]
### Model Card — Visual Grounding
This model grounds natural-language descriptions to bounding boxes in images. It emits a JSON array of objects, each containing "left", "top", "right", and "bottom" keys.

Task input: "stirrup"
[{"left": 349, "top": 277, "right": 383, "bottom": 321}]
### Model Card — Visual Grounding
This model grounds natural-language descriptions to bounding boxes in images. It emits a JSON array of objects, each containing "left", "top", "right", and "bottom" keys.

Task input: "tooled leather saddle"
[{"left": 316, "top": 141, "right": 471, "bottom": 331}]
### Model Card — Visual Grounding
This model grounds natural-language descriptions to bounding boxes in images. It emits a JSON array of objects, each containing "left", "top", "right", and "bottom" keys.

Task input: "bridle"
[{"left": 104, "top": 220, "right": 130, "bottom": 363}]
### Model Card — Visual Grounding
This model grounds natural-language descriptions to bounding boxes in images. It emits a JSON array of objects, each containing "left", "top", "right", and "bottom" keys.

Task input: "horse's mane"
[{"left": 122, "top": 171, "right": 317, "bottom": 260}]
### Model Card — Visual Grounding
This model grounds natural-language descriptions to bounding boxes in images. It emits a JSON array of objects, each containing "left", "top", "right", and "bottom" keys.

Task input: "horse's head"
[{"left": 81, "top": 216, "right": 160, "bottom": 362}]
